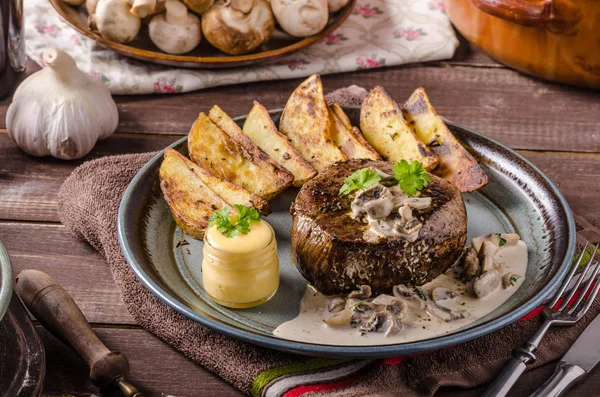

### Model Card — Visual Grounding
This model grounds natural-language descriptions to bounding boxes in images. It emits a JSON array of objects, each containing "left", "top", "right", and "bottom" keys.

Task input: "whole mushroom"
[
  {"left": 149, "top": 0, "right": 202, "bottom": 54},
  {"left": 183, "top": 0, "right": 214, "bottom": 14},
  {"left": 95, "top": 0, "right": 142, "bottom": 43},
  {"left": 271, "top": 0, "right": 328, "bottom": 37},
  {"left": 201, "top": 0, "right": 275, "bottom": 55},
  {"left": 327, "top": 0, "right": 347, "bottom": 13}
]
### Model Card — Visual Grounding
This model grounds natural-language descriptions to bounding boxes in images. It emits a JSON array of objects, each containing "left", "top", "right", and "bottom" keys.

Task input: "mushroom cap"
[
  {"left": 271, "top": 0, "right": 328, "bottom": 37},
  {"left": 327, "top": 0, "right": 348, "bottom": 13},
  {"left": 201, "top": 0, "right": 275, "bottom": 55},
  {"left": 183, "top": 0, "right": 214, "bottom": 14},
  {"left": 149, "top": 2, "right": 202, "bottom": 54},
  {"left": 95, "top": 0, "right": 142, "bottom": 43}
]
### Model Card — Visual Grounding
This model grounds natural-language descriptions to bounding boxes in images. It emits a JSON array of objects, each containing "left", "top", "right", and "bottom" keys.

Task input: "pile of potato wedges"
[{"left": 160, "top": 74, "right": 488, "bottom": 240}]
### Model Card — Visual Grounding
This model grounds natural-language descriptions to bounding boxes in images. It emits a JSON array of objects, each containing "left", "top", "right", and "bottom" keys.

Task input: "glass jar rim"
[{"left": 203, "top": 221, "right": 275, "bottom": 255}]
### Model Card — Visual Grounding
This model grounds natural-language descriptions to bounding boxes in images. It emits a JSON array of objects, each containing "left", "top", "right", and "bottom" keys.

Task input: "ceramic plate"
[
  {"left": 118, "top": 107, "right": 576, "bottom": 358},
  {"left": 48, "top": 0, "right": 356, "bottom": 69}
]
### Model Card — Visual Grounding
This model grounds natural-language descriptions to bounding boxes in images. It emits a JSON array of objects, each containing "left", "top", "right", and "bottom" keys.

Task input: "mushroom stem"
[
  {"left": 165, "top": 0, "right": 188, "bottom": 26},
  {"left": 130, "top": 0, "right": 157, "bottom": 17},
  {"left": 42, "top": 48, "right": 79, "bottom": 81}
]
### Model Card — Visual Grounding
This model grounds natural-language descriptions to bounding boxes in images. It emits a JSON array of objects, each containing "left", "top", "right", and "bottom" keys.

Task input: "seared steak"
[{"left": 291, "top": 159, "right": 467, "bottom": 295}]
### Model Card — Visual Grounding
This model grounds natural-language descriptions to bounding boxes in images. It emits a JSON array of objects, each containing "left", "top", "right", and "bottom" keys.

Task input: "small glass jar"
[{"left": 202, "top": 221, "right": 279, "bottom": 308}]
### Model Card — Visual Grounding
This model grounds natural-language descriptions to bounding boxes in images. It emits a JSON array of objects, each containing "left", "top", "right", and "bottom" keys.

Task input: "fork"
[{"left": 482, "top": 243, "right": 600, "bottom": 397}]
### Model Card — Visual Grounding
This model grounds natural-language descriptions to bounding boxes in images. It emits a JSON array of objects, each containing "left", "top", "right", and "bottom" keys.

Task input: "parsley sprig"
[
  {"left": 339, "top": 168, "right": 381, "bottom": 196},
  {"left": 208, "top": 204, "right": 260, "bottom": 238},
  {"left": 393, "top": 160, "right": 431, "bottom": 196},
  {"left": 339, "top": 160, "right": 431, "bottom": 196}
]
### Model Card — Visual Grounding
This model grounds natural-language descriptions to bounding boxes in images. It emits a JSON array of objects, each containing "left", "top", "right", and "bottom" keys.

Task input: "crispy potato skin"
[
  {"left": 360, "top": 86, "right": 439, "bottom": 170},
  {"left": 402, "top": 88, "right": 489, "bottom": 192},
  {"left": 329, "top": 105, "right": 381, "bottom": 161},
  {"left": 279, "top": 74, "right": 347, "bottom": 172},
  {"left": 159, "top": 148, "right": 231, "bottom": 240},
  {"left": 164, "top": 148, "right": 271, "bottom": 215},
  {"left": 189, "top": 111, "right": 293, "bottom": 200},
  {"left": 243, "top": 101, "right": 317, "bottom": 187}
]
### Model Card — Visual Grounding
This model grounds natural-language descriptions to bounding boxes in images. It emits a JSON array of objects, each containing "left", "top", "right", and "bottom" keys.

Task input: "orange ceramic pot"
[{"left": 444, "top": 0, "right": 600, "bottom": 89}]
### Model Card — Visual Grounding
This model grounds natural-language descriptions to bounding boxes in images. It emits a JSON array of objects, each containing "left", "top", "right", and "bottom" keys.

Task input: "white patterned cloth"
[{"left": 25, "top": 0, "right": 458, "bottom": 94}]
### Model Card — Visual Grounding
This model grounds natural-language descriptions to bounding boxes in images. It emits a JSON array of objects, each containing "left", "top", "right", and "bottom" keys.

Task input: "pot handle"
[{"left": 470, "top": 0, "right": 552, "bottom": 27}]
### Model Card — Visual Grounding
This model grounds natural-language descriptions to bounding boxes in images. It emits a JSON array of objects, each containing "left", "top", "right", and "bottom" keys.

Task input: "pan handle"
[
  {"left": 15, "top": 269, "right": 143, "bottom": 396},
  {"left": 0, "top": 242, "right": 14, "bottom": 322}
]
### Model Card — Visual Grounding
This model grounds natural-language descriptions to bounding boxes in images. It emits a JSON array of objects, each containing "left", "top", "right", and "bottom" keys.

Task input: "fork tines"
[{"left": 549, "top": 243, "right": 600, "bottom": 318}]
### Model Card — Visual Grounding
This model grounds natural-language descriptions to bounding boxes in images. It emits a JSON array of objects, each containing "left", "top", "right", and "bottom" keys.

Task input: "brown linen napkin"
[{"left": 57, "top": 87, "right": 600, "bottom": 397}]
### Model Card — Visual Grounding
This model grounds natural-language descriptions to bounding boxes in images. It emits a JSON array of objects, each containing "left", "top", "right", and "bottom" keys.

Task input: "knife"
[{"left": 530, "top": 311, "right": 600, "bottom": 397}]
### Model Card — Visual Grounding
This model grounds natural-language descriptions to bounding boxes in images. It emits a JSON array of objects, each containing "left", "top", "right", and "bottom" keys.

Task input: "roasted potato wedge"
[
  {"left": 163, "top": 148, "right": 271, "bottom": 215},
  {"left": 279, "top": 74, "right": 346, "bottom": 172},
  {"left": 402, "top": 88, "right": 488, "bottom": 192},
  {"left": 242, "top": 101, "right": 317, "bottom": 187},
  {"left": 329, "top": 104, "right": 381, "bottom": 160},
  {"left": 159, "top": 148, "right": 230, "bottom": 240},
  {"left": 360, "top": 86, "right": 439, "bottom": 170},
  {"left": 189, "top": 111, "right": 293, "bottom": 201}
]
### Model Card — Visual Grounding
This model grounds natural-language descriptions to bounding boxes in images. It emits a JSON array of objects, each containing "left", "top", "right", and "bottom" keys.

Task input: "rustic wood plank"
[
  {"left": 36, "top": 323, "right": 600, "bottom": 397},
  {"left": 39, "top": 326, "right": 240, "bottom": 396},
  {"left": 1, "top": 222, "right": 133, "bottom": 325},
  {"left": 0, "top": 132, "right": 180, "bottom": 222}
]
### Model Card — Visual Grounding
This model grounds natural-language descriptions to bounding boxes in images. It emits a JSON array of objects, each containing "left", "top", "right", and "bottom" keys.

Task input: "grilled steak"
[{"left": 291, "top": 159, "right": 467, "bottom": 295}]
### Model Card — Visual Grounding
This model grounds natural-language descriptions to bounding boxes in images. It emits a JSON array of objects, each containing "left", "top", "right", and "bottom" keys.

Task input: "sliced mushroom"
[
  {"left": 398, "top": 204, "right": 413, "bottom": 223},
  {"left": 371, "top": 295, "right": 408, "bottom": 317},
  {"left": 471, "top": 233, "right": 501, "bottom": 253},
  {"left": 503, "top": 272, "right": 521, "bottom": 289},
  {"left": 327, "top": 296, "right": 346, "bottom": 313},
  {"left": 393, "top": 196, "right": 432, "bottom": 210},
  {"left": 428, "top": 303, "right": 469, "bottom": 322},
  {"left": 351, "top": 184, "right": 394, "bottom": 220},
  {"left": 380, "top": 311, "right": 403, "bottom": 337},
  {"left": 95, "top": 0, "right": 142, "bottom": 43},
  {"left": 271, "top": 0, "right": 328, "bottom": 37},
  {"left": 501, "top": 233, "right": 520, "bottom": 246},
  {"left": 432, "top": 287, "right": 456, "bottom": 303},
  {"left": 149, "top": 1, "right": 202, "bottom": 54},
  {"left": 328, "top": 0, "right": 348, "bottom": 13},
  {"left": 392, "top": 284, "right": 426, "bottom": 310},
  {"left": 478, "top": 240, "right": 499, "bottom": 273},
  {"left": 473, "top": 269, "right": 502, "bottom": 298},
  {"left": 462, "top": 246, "right": 480, "bottom": 281},
  {"left": 323, "top": 308, "right": 353, "bottom": 326},
  {"left": 358, "top": 311, "right": 382, "bottom": 334},
  {"left": 348, "top": 285, "right": 372, "bottom": 300},
  {"left": 202, "top": 0, "right": 275, "bottom": 55}
]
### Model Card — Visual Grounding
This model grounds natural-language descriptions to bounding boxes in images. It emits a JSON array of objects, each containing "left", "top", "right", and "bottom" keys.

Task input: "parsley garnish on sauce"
[
  {"left": 497, "top": 233, "right": 507, "bottom": 246},
  {"left": 339, "top": 168, "right": 381, "bottom": 196},
  {"left": 208, "top": 204, "right": 260, "bottom": 238},
  {"left": 509, "top": 276, "right": 518, "bottom": 287},
  {"left": 393, "top": 160, "right": 431, "bottom": 196},
  {"left": 413, "top": 287, "right": 428, "bottom": 301}
]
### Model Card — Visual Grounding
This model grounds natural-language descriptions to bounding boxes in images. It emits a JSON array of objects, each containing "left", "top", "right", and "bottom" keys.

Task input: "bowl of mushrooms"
[{"left": 49, "top": 0, "right": 357, "bottom": 68}]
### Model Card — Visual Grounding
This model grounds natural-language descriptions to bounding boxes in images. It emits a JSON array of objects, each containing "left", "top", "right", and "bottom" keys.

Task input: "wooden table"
[{"left": 1, "top": 35, "right": 599, "bottom": 397}]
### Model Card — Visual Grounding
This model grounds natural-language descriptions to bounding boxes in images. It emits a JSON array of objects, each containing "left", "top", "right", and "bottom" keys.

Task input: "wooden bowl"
[{"left": 48, "top": 0, "right": 357, "bottom": 69}]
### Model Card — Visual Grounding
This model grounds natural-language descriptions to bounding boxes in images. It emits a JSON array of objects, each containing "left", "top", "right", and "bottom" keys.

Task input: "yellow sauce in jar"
[{"left": 202, "top": 220, "right": 279, "bottom": 308}]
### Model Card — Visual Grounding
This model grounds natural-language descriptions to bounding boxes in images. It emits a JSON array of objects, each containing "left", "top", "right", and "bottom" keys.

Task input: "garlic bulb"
[{"left": 6, "top": 48, "right": 118, "bottom": 160}]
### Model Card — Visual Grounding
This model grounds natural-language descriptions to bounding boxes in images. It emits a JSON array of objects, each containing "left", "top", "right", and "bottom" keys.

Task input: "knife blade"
[{"left": 530, "top": 311, "right": 600, "bottom": 397}]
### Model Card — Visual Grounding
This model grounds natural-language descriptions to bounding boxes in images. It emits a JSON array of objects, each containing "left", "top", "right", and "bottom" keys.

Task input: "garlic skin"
[{"left": 6, "top": 48, "right": 118, "bottom": 160}]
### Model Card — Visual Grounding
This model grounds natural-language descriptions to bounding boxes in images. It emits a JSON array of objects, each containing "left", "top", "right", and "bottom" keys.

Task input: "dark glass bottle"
[{"left": 0, "top": 0, "right": 25, "bottom": 99}]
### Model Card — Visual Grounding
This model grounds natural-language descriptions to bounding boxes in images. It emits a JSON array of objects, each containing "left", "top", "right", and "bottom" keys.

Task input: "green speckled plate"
[{"left": 118, "top": 107, "right": 575, "bottom": 358}]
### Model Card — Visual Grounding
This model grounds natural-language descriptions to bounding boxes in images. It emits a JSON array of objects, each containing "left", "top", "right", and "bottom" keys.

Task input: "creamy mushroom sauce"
[
  {"left": 350, "top": 169, "right": 432, "bottom": 243},
  {"left": 273, "top": 236, "right": 527, "bottom": 346}
]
